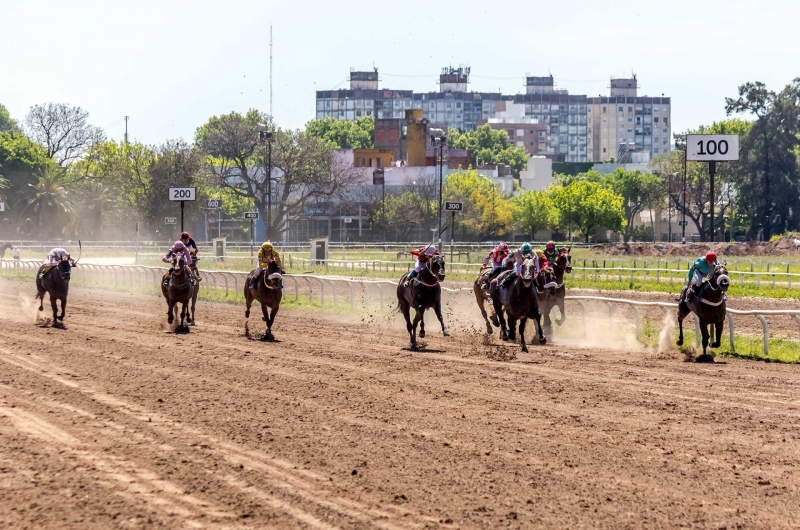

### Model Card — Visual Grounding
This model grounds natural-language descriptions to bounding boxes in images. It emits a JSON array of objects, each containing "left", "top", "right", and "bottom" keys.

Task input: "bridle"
[{"left": 417, "top": 255, "right": 445, "bottom": 287}]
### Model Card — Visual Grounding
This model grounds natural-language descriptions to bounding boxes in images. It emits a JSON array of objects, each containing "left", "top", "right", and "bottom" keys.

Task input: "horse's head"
[
  {"left": 712, "top": 263, "right": 730, "bottom": 292},
  {"left": 173, "top": 256, "right": 186, "bottom": 275},
  {"left": 57, "top": 258, "right": 72, "bottom": 281},
  {"left": 429, "top": 254, "right": 446, "bottom": 282},
  {"left": 520, "top": 257, "right": 535, "bottom": 287},
  {"left": 556, "top": 247, "right": 572, "bottom": 273},
  {"left": 538, "top": 266, "right": 558, "bottom": 292}
]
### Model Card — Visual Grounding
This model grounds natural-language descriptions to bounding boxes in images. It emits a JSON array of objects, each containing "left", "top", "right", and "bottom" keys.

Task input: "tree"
[
  {"left": 443, "top": 169, "right": 514, "bottom": 239},
  {"left": 448, "top": 125, "right": 529, "bottom": 177},
  {"left": 606, "top": 168, "right": 665, "bottom": 242},
  {"left": 0, "top": 131, "right": 56, "bottom": 224},
  {"left": 0, "top": 104, "right": 18, "bottom": 133},
  {"left": 305, "top": 117, "right": 374, "bottom": 149},
  {"left": 25, "top": 166, "right": 73, "bottom": 235},
  {"left": 196, "top": 110, "right": 361, "bottom": 239},
  {"left": 24, "top": 103, "right": 105, "bottom": 165},
  {"left": 141, "top": 140, "right": 204, "bottom": 229},
  {"left": 513, "top": 189, "right": 555, "bottom": 240},
  {"left": 725, "top": 79, "right": 800, "bottom": 239},
  {"left": 551, "top": 181, "right": 625, "bottom": 243}
]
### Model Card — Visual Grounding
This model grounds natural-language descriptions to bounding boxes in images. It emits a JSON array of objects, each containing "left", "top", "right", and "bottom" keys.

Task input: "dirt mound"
[{"left": 595, "top": 235, "right": 800, "bottom": 257}]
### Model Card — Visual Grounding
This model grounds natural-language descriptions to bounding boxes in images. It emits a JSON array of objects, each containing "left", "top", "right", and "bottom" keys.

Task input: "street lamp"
[
  {"left": 673, "top": 133, "right": 687, "bottom": 244},
  {"left": 258, "top": 126, "right": 273, "bottom": 241},
  {"left": 430, "top": 128, "right": 447, "bottom": 248},
  {"left": 373, "top": 168, "right": 386, "bottom": 241}
]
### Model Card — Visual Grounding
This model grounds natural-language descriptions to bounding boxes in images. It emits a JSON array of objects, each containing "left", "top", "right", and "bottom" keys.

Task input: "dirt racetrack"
[{"left": 1, "top": 281, "right": 800, "bottom": 529}]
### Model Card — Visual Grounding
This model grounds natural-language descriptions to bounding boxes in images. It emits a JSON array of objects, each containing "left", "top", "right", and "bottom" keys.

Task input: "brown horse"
[
  {"left": 473, "top": 263, "right": 513, "bottom": 334},
  {"left": 161, "top": 256, "right": 195, "bottom": 331},
  {"left": 244, "top": 259, "right": 283, "bottom": 341},
  {"left": 677, "top": 264, "right": 730, "bottom": 362},
  {"left": 396, "top": 254, "right": 448, "bottom": 350},
  {"left": 540, "top": 248, "right": 572, "bottom": 328},
  {"left": 36, "top": 258, "right": 74, "bottom": 327},
  {"left": 0, "top": 243, "right": 12, "bottom": 259},
  {"left": 489, "top": 257, "right": 546, "bottom": 351}
]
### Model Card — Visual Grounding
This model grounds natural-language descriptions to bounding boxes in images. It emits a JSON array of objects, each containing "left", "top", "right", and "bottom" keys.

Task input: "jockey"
[
  {"left": 404, "top": 244, "right": 439, "bottom": 287},
  {"left": 481, "top": 242, "right": 510, "bottom": 287},
  {"left": 684, "top": 251, "right": 720, "bottom": 300},
  {"left": 535, "top": 249, "right": 549, "bottom": 269},
  {"left": 251, "top": 242, "right": 283, "bottom": 289},
  {"left": 500, "top": 243, "right": 537, "bottom": 287},
  {"left": 179, "top": 231, "right": 201, "bottom": 281},
  {"left": 46, "top": 248, "right": 70, "bottom": 264},
  {"left": 543, "top": 241, "right": 558, "bottom": 265},
  {"left": 162, "top": 241, "right": 194, "bottom": 286}
]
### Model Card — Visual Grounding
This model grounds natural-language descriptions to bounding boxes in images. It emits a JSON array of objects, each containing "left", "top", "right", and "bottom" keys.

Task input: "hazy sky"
[{"left": 2, "top": 0, "right": 797, "bottom": 145}]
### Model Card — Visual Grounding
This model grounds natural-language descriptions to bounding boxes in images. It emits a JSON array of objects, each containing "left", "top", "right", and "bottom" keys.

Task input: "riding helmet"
[
  {"left": 174, "top": 241, "right": 186, "bottom": 250},
  {"left": 546, "top": 241, "right": 555, "bottom": 251},
  {"left": 498, "top": 242, "right": 509, "bottom": 253},
  {"left": 522, "top": 242, "right": 532, "bottom": 254},
  {"left": 262, "top": 241, "right": 273, "bottom": 249},
  {"left": 181, "top": 231, "right": 190, "bottom": 239},
  {"left": 705, "top": 251, "right": 717, "bottom": 263}
]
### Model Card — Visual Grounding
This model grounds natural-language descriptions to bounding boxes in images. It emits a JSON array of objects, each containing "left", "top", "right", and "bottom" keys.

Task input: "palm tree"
[{"left": 26, "top": 167, "right": 72, "bottom": 234}]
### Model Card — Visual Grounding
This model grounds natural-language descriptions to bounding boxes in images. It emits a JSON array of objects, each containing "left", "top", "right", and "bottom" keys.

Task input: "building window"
[
  {"left": 628, "top": 117, "right": 633, "bottom": 122},
  {"left": 664, "top": 118, "right": 669, "bottom": 125},
  {"left": 653, "top": 107, "right": 659, "bottom": 112},
  {"left": 602, "top": 106, "right": 606, "bottom": 113},
  {"left": 618, "top": 106, "right": 623, "bottom": 112},
  {"left": 654, "top": 148, "right": 660, "bottom": 153},
  {"left": 628, "top": 106, "right": 633, "bottom": 112},
  {"left": 603, "top": 147, "right": 607, "bottom": 153}
]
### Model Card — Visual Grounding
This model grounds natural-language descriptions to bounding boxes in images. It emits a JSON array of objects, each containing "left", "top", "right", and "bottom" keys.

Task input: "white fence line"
[{"left": 3, "top": 260, "right": 798, "bottom": 358}]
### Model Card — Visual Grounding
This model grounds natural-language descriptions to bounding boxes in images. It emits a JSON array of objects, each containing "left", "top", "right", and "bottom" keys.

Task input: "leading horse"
[
  {"left": 244, "top": 259, "right": 283, "bottom": 341},
  {"left": 36, "top": 258, "right": 74, "bottom": 327},
  {"left": 489, "top": 257, "right": 546, "bottom": 352},
  {"left": 540, "top": 248, "right": 572, "bottom": 328},
  {"left": 161, "top": 256, "right": 196, "bottom": 331},
  {"left": 396, "top": 254, "right": 449, "bottom": 350},
  {"left": 677, "top": 263, "right": 730, "bottom": 362}
]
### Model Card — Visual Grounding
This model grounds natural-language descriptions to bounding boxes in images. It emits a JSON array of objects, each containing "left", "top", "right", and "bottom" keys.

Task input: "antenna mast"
[
  {"left": 124, "top": 116, "right": 129, "bottom": 144},
  {"left": 269, "top": 25, "right": 273, "bottom": 120}
]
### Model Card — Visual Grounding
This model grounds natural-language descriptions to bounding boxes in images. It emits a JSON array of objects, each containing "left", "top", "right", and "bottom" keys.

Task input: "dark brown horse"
[
  {"left": 472, "top": 262, "right": 513, "bottom": 334},
  {"left": 396, "top": 254, "right": 448, "bottom": 350},
  {"left": 36, "top": 258, "right": 74, "bottom": 327},
  {"left": 244, "top": 259, "right": 283, "bottom": 341},
  {"left": 161, "top": 256, "right": 196, "bottom": 331},
  {"left": 0, "top": 243, "right": 12, "bottom": 258},
  {"left": 540, "top": 248, "right": 572, "bottom": 328},
  {"left": 677, "top": 264, "right": 730, "bottom": 362},
  {"left": 489, "top": 257, "right": 546, "bottom": 351}
]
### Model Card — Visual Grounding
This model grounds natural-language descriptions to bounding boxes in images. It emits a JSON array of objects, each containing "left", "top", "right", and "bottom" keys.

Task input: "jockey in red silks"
[
  {"left": 480, "top": 242, "right": 510, "bottom": 289},
  {"left": 162, "top": 241, "right": 194, "bottom": 286},
  {"left": 404, "top": 244, "right": 439, "bottom": 287}
]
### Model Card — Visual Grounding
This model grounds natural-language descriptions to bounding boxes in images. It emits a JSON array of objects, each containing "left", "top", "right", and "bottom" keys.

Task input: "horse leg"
[
  {"left": 418, "top": 308, "right": 425, "bottom": 339},
  {"left": 50, "top": 295, "right": 59, "bottom": 326},
  {"left": 58, "top": 296, "right": 66, "bottom": 322},
  {"left": 267, "top": 304, "right": 280, "bottom": 341},
  {"left": 542, "top": 298, "right": 553, "bottom": 329},
  {"left": 180, "top": 301, "right": 188, "bottom": 329},
  {"left": 493, "top": 299, "right": 508, "bottom": 340},
  {"left": 555, "top": 295, "right": 566, "bottom": 326},
  {"left": 475, "top": 289, "right": 493, "bottom": 335},
  {"left": 434, "top": 299, "right": 449, "bottom": 337},
  {"left": 410, "top": 309, "right": 424, "bottom": 350},
  {"left": 531, "top": 303, "right": 547, "bottom": 344},
  {"left": 507, "top": 314, "right": 517, "bottom": 341},
  {"left": 260, "top": 302, "right": 272, "bottom": 341},
  {"left": 167, "top": 299, "right": 175, "bottom": 325},
  {"left": 518, "top": 317, "right": 528, "bottom": 352},
  {"left": 697, "top": 323, "right": 711, "bottom": 359},
  {"left": 712, "top": 318, "right": 724, "bottom": 348},
  {"left": 676, "top": 307, "right": 685, "bottom": 347},
  {"left": 400, "top": 302, "right": 416, "bottom": 349}
]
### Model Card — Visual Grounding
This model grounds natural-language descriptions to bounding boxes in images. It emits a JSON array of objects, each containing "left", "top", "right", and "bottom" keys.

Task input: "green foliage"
[
  {"left": 0, "top": 104, "right": 18, "bottom": 133},
  {"left": 513, "top": 189, "right": 556, "bottom": 239},
  {"left": 447, "top": 125, "right": 529, "bottom": 177},
  {"left": 305, "top": 117, "right": 374, "bottom": 149},
  {"left": 606, "top": 168, "right": 665, "bottom": 242},
  {"left": 551, "top": 180, "right": 625, "bottom": 242},
  {"left": 443, "top": 169, "right": 514, "bottom": 239},
  {"left": 25, "top": 166, "right": 72, "bottom": 235}
]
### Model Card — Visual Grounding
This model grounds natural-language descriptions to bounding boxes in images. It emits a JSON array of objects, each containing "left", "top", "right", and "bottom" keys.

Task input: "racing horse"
[
  {"left": 396, "top": 254, "right": 449, "bottom": 350},
  {"left": 161, "top": 256, "right": 196, "bottom": 331},
  {"left": 677, "top": 263, "right": 730, "bottom": 362},
  {"left": 489, "top": 257, "right": 546, "bottom": 351},
  {"left": 244, "top": 259, "right": 283, "bottom": 341},
  {"left": 0, "top": 243, "right": 12, "bottom": 259},
  {"left": 472, "top": 262, "right": 513, "bottom": 334},
  {"left": 36, "top": 256, "right": 75, "bottom": 327},
  {"left": 540, "top": 247, "right": 572, "bottom": 328}
]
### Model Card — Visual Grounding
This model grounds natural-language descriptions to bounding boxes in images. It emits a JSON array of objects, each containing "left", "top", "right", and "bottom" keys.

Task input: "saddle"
[{"left": 39, "top": 264, "right": 56, "bottom": 278}]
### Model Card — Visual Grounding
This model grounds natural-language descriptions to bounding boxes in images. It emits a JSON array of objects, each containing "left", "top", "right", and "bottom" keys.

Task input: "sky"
[{"left": 2, "top": 0, "right": 798, "bottom": 145}]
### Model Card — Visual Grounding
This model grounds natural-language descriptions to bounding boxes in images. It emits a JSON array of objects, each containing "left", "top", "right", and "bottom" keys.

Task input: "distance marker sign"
[
  {"left": 205, "top": 199, "right": 223, "bottom": 209},
  {"left": 686, "top": 135, "right": 739, "bottom": 162},
  {"left": 244, "top": 212, "right": 259, "bottom": 220},
  {"left": 168, "top": 187, "right": 196, "bottom": 201},
  {"left": 445, "top": 202, "right": 463, "bottom": 212},
  {"left": 165, "top": 217, "right": 177, "bottom": 225}
]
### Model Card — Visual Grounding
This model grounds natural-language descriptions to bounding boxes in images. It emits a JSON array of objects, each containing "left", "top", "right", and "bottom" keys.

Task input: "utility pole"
[
  {"left": 270, "top": 25, "right": 273, "bottom": 120},
  {"left": 124, "top": 116, "right": 129, "bottom": 145}
]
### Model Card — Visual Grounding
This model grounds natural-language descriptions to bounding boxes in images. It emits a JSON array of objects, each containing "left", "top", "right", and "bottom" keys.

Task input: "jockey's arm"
[
  {"left": 272, "top": 251, "right": 282, "bottom": 270},
  {"left": 183, "top": 248, "right": 193, "bottom": 266}
]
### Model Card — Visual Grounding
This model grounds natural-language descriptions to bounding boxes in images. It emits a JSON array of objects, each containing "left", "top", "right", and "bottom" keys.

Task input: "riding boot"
[
  {"left": 404, "top": 270, "right": 418, "bottom": 288},
  {"left": 501, "top": 273, "right": 516, "bottom": 288},
  {"left": 249, "top": 275, "right": 259, "bottom": 290},
  {"left": 163, "top": 273, "right": 170, "bottom": 287},
  {"left": 685, "top": 285, "right": 695, "bottom": 302}
]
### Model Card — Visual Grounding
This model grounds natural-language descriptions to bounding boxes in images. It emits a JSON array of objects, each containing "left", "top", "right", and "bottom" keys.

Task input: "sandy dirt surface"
[{"left": 1, "top": 280, "right": 800, "bottom": 529}]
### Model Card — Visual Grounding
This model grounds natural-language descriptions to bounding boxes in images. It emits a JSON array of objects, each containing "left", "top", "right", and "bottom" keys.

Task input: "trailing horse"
[
  {"left": 161, "top": 256, "right": 196, "bottom": 331},
  {"left": 36, "top": 258, "right": 74, "bottom": 327},
  {"left": 472, "top": 263, "right": 512, "bottom": 334},
  {"left": 540, "top": 248, "right": 572, "bottom": 328},
  {"left": 0, "top": 243, "right": 12, "bottom": 259},
  {"left": 244, "top": 259, "right": 283, "bottom": 341},
  {"left": 677, "top": 264, "right": 730, "bottom": 362},
  {"left": 396, "top": 254, "right": 449, "bottom": 350},
  {"left": 489, "top": 258, "right": 546, "bottom": 352}
]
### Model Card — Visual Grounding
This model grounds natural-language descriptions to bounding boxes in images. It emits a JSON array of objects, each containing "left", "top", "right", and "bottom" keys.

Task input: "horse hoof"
[
  {"left": 695, "top": 354, "right": 715, "bottom": 363},
  {"left": 490, "top": 315, "right": 499, "bottom": 327},
  {"left": 38, "top": 306, "right": 43, "bottom": 312},
  {"left": 419, "top": 330, "right": 425, "bottom": 339},
  {"left": 676, "top": 339, "right": 684, "bottom": 347},
  {"left": 486, "top": 326, "right": 493, "bottom": 335},
  {"left": 521, "top": 345, "right": 528, "bottom": 353},
  {"left": 245, "top": 310, "right": 250, "bottom": 318},
  {"left": 539, "top": 337, "right": 547, "bottom": 345},
  {"left": 442, "top": 330, "right": 450, "bottom": 337},
  {"left": 410, "top": 343, "right": 419, "bottom": 351},
  {"left": 711, "top": 342, "right": 721, "bottom": 348}
]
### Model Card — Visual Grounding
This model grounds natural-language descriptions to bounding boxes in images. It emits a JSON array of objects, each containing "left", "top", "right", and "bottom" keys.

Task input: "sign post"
[
  {"left": 244, "top": 211, "right": 259, "bottom": 264},
  {"left": 445, "top": 202, "right": 463, "bottom": 263},
  {"left": 168, "top": 187, "right": 196, "bottom": 233},
  {"left": 343, "top": 217, "right": 352, "bottom": 259},
  {"left": 687, "top": 135, "right": 739, "bottom": 247},
  {"left": 205, "top": 199, "right": 223, "bottom": 240}
]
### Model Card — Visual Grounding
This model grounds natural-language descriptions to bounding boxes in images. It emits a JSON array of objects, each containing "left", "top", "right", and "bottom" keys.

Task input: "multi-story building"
[
  {"left": 588, "top": 76, "right": 671, "bottom": 162},
  {"left": 315, "top": 69, "right": 670, "bottom": 163}
]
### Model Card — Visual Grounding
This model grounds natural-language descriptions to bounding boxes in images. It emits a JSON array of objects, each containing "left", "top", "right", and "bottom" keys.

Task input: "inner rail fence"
[{"left": 2, "top": 259, "right": 799, "bottom": 358}]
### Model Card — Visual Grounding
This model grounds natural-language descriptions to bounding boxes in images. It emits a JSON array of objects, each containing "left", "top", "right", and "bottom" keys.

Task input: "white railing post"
[
  {"left": 727, "top": 312, "right": 735, "bottom": 353},
  {"left": 756, "top": 314, "right": 769, "bottom": 357}
]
